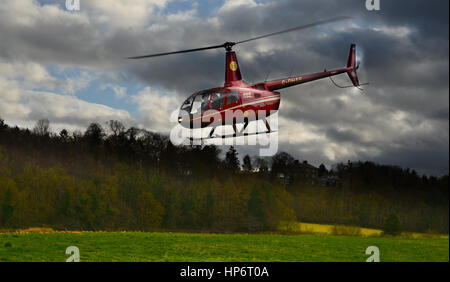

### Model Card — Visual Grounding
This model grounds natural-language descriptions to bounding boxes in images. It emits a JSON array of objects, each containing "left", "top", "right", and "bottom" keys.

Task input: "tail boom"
[{"left": 262, "top": 44, "right": 360, "bottom": 91}]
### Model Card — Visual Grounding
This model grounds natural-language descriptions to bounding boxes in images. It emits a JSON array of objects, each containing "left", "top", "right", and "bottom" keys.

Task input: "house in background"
[{"left": 277, "top": 160, "right": 320, "bottom": 186}]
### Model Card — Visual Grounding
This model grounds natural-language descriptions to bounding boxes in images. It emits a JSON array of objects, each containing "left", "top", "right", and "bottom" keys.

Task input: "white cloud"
[
  {"left": 0, "top": 0, "right": 90, "bottom": 27},
  {"left": 0, "top": 60, "right": 94, "bottom": 95},
  {"left": 131, "top": 87, "right": 181, "bottom": 133},
  {"left": 372, "top": 26, "right": 413, "bottom": 39},
  {"left": 166, "top": 9, "right": 197, "bottom": 22},
  {"left": 0, "top": 61, "right": 56, "bottom": 84},
  {"left": 0, "top": 64, "right": 134, "bottom": 132},
  {"left": 84, "top": 0, "right": 169, "bottom": 29},
  {"left": 218, "top": 0, "right": 260, "bottom": 13}
]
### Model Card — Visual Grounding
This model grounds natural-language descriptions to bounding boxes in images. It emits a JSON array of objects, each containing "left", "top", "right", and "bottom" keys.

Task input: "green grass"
[{"left": 0, "top": 232, "right": 448, "bottom": 262}]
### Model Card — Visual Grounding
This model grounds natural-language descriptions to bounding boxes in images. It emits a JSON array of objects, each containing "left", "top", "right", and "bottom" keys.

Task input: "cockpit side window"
[
  {"left": 191, "top": 95, "right": 203, "bottom": 114},
  {"left": 254, "top": 84, "right": 266, "bottom": 90},
  {"left": 226, "top": 90, "right": 239, "bottom": 105},
  {"left": 191, "top": 91, "right": 210, "bottom": 114},
  {"left": 210, "top": 91, "right": 226, "bottom": 110},
  {"left": 201, "top": 93, "right": 211, "bottom": 112},
  {"left": 192, "top": 92, "right": 211, "bottom": 114}
]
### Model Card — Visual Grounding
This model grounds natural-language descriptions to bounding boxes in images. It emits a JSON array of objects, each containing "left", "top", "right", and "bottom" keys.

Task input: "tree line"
[{"left": 0, "top": 118, "right": 448, "bottom": 233}]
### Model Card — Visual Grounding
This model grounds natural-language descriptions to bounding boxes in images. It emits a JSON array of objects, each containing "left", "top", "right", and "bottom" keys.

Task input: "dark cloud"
[{"left": 363, "top": 146, "right": 449, "bottom": 177}]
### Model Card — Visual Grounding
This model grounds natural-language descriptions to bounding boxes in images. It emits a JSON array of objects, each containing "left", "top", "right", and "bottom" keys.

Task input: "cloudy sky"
[{"left": 0, "top": 0, "right": 448, "bottom": 175}]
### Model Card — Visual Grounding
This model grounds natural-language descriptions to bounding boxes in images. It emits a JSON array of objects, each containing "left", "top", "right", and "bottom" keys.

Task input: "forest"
[{"left": 0, "top": 118, "right": 448, "bottom": 233}]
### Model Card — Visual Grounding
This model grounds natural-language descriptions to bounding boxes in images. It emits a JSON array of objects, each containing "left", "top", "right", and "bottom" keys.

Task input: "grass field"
[{"left": 0, "top": 231, "right": 448, "bottom": 262}]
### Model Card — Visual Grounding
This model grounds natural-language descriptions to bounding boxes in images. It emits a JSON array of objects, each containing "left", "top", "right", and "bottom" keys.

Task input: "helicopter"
[{"left": 128, "top": 17, "right": 366, "bottom": 139}]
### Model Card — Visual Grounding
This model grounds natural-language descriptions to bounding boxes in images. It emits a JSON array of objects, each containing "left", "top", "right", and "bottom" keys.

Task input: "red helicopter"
[{"left": 128, "top": 17, "right": 365, "bottom": 139}]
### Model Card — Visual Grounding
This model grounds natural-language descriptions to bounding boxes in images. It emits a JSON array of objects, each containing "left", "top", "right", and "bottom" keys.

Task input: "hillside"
[{"left": 0, "top": 119, "right": 448, "bottom": 233}]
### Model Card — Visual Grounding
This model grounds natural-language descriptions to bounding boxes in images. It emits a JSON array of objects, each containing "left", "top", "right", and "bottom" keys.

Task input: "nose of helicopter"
[
  {"left": 177, "top": 109, "right": 194, "bottom": 129},
  {"left": 177, "top": 111, "right": 187, "bottom": 127},
  {"left": 178, "top": 109, "right": 208, "bottom": 129}
]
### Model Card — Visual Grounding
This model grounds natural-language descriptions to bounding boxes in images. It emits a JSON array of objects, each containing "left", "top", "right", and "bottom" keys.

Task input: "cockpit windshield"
[
  {"left": 181, "top": 97, "right": 193, "bottom": 111},
  {"left": 181, "top": 90, "right": 210, "bottom": 114}
]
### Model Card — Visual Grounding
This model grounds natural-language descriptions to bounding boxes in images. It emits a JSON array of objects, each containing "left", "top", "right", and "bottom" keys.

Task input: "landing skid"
[
  {"left": 188, "top": 117, "right": 275, "bottom": 142},
  {"left": 188, "top": 130, "right": 277, "bottom": 142}
]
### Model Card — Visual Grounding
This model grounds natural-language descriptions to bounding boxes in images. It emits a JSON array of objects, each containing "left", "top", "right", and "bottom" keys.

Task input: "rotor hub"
[{"left": 224, "top": 42, "right": 236, "bottom": 52}]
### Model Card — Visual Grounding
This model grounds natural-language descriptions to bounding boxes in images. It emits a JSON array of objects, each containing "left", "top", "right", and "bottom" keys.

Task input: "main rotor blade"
[
  {"left": 127, "top": 16, "right": 351, "bottom": 59},
  {"left": 235, "top": 16, "right": 351, "bottom": 45},
  {"left": 127, "top": 43, "right": 226, "bottom": 59}
]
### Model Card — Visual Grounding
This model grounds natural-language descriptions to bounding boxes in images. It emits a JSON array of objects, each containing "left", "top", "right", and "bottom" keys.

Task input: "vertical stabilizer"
[
  {"left": 346, "top": 44, "right": 360, "bottom": 87},
  {"left": 225, "top": 51, "right": 242, "bottom": 86}
]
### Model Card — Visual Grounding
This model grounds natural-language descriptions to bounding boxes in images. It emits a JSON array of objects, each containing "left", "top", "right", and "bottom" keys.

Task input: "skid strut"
[
  {"left": 232, "top": 118, "right": 250, "bottom": 136},
  {"left": 232, "top": 123, "right": 238, "bottom": 137},
  {"left": 263, "top": 118, "right": 271, "bottom": 133},
  {"left": 209, "top": 127, "right": 216, "bottom": 138}
]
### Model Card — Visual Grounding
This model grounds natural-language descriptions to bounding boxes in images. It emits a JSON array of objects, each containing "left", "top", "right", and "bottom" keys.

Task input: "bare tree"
[
  {"left": 252, "top": 156, "right": 269, "bottom": 173},
  {"left": 108, "top": 120, "right": 125, "bottom": 136},
  {"left": 0, "top": 118, "right": 6, "bottom": 130},
  {"left": 33, "top": 119, "right": 50, "bottom": 136}
]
